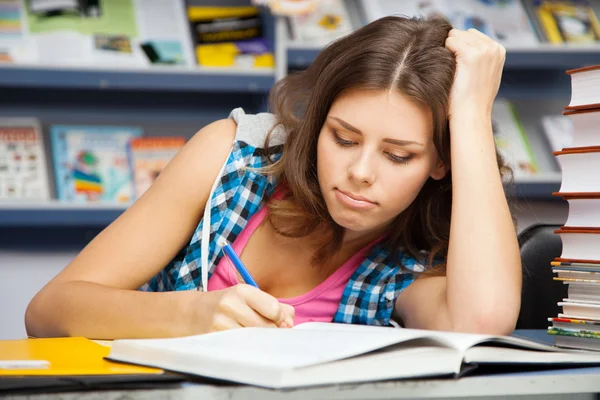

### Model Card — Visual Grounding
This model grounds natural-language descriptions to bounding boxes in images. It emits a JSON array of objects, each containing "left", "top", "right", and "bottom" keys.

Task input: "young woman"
[{"left": 25, "top": 16, "right": 521, "bottom": 339}]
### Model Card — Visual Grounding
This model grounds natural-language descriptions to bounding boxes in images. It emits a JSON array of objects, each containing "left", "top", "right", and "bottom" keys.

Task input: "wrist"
[
  {"left": 449, "top": 111, "right": 493, "bottom": 131},
  {"left": 449, "top": 103, "right": 492, "bottom": 122},
  {"left": 178, "top": 290, "right": 209, "bottom": 336}
]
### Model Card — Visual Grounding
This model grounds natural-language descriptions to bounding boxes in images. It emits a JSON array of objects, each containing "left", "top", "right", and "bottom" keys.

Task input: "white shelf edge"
[{"left": 0, "top": 63, "right": 275, "bottom": 77}]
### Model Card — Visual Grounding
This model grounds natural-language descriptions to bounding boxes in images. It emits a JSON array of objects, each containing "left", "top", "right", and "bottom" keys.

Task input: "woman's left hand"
[{"left": 444, "top": 28, "right": 506, "bottom": 119}]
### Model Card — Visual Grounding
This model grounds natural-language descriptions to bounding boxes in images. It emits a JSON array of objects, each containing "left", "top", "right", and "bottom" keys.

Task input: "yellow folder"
[{"left": 0, "top": 337, "right": 162, "bottom": 376}]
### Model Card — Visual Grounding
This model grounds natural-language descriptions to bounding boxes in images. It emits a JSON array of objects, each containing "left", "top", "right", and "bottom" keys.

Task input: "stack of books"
[{"left": 548, "top": 64, "right": 600, "bottom": 351}]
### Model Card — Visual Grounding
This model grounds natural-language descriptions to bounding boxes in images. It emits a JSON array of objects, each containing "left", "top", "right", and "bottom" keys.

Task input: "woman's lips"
[{"left": 335, "top": 189, "right": 378, "bottom": 210}]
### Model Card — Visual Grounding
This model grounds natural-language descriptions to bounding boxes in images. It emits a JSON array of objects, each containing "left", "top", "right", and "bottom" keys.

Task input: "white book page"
[
  {"left": 113, "top": 324, "right": 451, "bottom": 370},
  {"left": 296, "top": 322, "right": 557, "bottom": 353}
]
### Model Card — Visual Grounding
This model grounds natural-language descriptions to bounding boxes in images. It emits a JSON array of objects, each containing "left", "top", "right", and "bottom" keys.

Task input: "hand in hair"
[
  {"left": 444, "top": 28, "right": 506, "bottom": 119},
  {"left": 190, "top": 284, "right": 295, "bottom": 332}
]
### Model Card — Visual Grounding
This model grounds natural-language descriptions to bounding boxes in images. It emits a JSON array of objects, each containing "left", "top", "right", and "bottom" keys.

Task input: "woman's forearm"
[
  {"left": 446, "top": 111, "right": 522, "bottom": 334},
  {"left": 25, "top": 281, "right": 199, "bottom": 339}
]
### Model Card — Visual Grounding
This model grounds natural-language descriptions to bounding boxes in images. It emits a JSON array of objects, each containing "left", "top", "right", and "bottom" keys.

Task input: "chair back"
[{"left": 516, "top": 224, "right": 567, "bottom": 329}]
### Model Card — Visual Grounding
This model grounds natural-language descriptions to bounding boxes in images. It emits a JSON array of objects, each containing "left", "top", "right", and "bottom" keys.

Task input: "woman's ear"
[{"left": 430, "top": 159, "right": 448, "bottom": 181}]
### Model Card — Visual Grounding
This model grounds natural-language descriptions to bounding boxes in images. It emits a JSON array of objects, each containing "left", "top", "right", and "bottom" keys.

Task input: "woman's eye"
[
  {"left": 332, "top": 131, "right": 355, "bottom": 147},
  {"left": 386, "top": 153, "right": 412, "bottom": 165}
]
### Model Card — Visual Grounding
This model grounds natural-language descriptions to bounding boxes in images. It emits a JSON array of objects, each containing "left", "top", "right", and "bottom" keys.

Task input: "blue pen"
[{"left": 221, "top": 241, "right": 259, "bottom": 288}]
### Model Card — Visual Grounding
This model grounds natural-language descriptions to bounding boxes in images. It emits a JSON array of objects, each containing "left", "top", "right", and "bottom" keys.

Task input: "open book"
[{"left": 107, "top": 322, "right": 600, "bottom": 389}]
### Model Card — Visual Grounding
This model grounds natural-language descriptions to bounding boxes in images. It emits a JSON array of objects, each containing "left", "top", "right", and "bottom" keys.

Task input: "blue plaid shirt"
[{"left": 141, "top": 108, "right": 426, "bottom": 326}]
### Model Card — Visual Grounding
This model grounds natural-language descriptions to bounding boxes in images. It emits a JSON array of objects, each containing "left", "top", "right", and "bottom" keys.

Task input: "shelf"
[
  {"left": 0, "top": 177, "right": 561, "bottom": 227},
  {"left": 0, "top": 64, "right": 275, "bottom": 93},
  {"left": 287, "top": 43, "right": 600, "bottom": 69},
  {"left": 0, "top": 201, "right": 127, "bottom": 227},
  {"left": 505, "top": 44, "right": 600, "bottom": 69}
]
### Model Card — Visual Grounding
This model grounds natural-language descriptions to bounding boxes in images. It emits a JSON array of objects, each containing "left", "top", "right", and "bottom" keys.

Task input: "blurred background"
[{"left": 0, "top": 0, "right": 597, "bottom": 338}]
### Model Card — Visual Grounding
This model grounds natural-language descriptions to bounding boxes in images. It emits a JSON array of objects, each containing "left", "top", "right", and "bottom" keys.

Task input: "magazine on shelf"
[
  {"left": 0, "top": 118, "right": 51, "bottom": 200},
  {"left": 359, "top": 0, "right": 537, "bottom": 46},
  {"left": 1, "top": 0, "right": 194, "bottom": 67},
  {"left": 188, "top": 5, "right": 273, "bottom": 68},
  {"left": 491, "top": 99, "right": 539, "bottom": 178},
  {"left": 50, "top": 125, "right": 142, "bottom": 204},
  {"left": 128, "top": 136, "right": 186, "bottom": 199}
]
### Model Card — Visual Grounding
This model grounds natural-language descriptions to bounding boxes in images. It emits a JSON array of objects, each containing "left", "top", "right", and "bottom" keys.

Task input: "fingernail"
[{"left": 285, "top": 317, "right": 294, "bottom": 328}]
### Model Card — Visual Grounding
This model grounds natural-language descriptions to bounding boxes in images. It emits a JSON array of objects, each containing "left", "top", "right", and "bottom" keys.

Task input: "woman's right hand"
[{"left": 191, "top": 285, "right": 295, "bottom": 333}]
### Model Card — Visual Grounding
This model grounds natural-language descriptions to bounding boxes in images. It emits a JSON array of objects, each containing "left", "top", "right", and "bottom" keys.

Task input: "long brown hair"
[{"left": 263, "top": 16, "right": 512, "bottom": 271}]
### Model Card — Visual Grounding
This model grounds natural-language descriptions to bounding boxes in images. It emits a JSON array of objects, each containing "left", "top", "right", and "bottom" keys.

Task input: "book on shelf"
[
  {"left": 287, "top": 0, "right": 354, "bottom": 46},
  {"left": 107, "top": 321, "right": 600, "bottom": 389},
  {"left": 534, "top": 0, "right": 600, "bottom": 44},
  {"left": 188, "top": 5, "right": 274, "bottom": 68},
  {"left": 491, "top": 98, "right": 539, "bottom": 178},
  {"left": 128, "top": 136, "right": 186, "bottom": 199},
  {"left": 564, "top": 65, "right": 600, "bottom": 111},
  {"left": 550, "top": 63, "right": 600, "bottom": 352},
  {"left": 522, "top": 0, "right": 551, "bottom": 41},
  {"left": 0, "top": 118, "right": 51, "bottom": 201},
  {"left": 50, "top": 125, "right": 142, "bottom": 204}
]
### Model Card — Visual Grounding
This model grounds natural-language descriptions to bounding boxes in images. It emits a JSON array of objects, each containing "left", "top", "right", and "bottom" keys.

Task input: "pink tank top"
[{"left": 207, "top": 190, "right": 384, "bottom": 326}]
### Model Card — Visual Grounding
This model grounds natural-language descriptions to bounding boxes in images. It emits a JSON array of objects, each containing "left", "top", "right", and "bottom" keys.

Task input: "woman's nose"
[{"left": 348, "top": 152, "right": 375, "bottom": 185}]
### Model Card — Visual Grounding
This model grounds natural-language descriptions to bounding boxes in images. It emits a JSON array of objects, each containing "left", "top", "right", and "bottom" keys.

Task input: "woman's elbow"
[
  {"left": 25, "top": 286, "right": 62, "bottom": 338},
  {"left": 25, "top": 292, "right": 45, "bottom": 337},
  {"left": 454, "top": 302, "right": 520, "bottom": 336}
]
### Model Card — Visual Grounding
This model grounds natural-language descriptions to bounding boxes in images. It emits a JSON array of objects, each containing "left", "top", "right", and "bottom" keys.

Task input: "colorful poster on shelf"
[
  {"left": 4, "top": 0, "right": 193, "bottom": 67},
  {"left": 128, "top": 136, "right": 185, "bottom": 199},
  {"left": 50, "top": 125, "right": 142, "bottom": 204},
  {"left": 0, "top": 118, "right": 51, "bottom": 200}
]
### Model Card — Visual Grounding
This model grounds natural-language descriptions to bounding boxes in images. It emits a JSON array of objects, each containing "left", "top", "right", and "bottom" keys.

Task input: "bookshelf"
[{"left": 0, "top": 1, "right": 596, "bottom": 231}]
